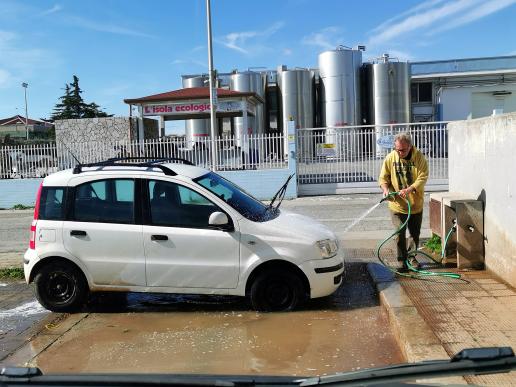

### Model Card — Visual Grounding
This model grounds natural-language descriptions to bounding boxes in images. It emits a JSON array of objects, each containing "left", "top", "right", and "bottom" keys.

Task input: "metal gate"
[{"left": 296, "top": 122, "right": 449, "bottom": 196}]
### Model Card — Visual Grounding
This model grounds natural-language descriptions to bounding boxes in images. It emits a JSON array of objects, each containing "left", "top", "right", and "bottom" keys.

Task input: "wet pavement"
[
  {"left": 2, "top": 262, "right": 403, "bottom": 376},
  {"left": 0, "top": 279, "right": 52, "bottom": 362}
]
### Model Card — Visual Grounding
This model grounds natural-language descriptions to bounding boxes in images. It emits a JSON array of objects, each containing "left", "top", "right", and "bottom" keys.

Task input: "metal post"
[
  {"left": 206, "top": 0, "right": 217, "bottom": 170},
  {"left": 22, "top": 82, "right": 28, "bottom": 140}
]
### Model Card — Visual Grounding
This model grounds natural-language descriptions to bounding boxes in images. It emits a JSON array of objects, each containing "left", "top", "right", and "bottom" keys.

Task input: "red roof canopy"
[{"left": 124, "top": 87, "right": 262, "bottom": 104}]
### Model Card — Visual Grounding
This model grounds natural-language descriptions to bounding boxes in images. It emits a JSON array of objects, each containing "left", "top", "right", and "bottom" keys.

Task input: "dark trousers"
[{"left": 390, "top": 211, "right": 423, "bottom": 260}]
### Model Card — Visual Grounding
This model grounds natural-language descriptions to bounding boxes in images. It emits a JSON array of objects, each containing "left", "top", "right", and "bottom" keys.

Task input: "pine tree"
[{"left": 51, "top": 75, "right": 111, "bottom": 120}]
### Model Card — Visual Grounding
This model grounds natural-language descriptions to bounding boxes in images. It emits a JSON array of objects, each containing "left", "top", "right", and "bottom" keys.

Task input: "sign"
[
  {"left": 377, "top": 134, "right": 395, "bottom": 149},
  {"left": 217, "top": 101, "right": 244, "bottom": 113},
  {"left": 142, "top": 100, "right": 245, "bottom": 116},
  {"left": 316, "top": 143, "right": 337, "bottom": 157}
]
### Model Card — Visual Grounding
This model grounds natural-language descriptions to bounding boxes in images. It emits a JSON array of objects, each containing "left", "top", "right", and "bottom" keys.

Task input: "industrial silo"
[
  {"left": 368, "top": 54, "right": 411, "bottom": 157},
  {"left": 319, "top": 47, "right": 362, "bottom": 127},
  {"left": 182, "top": 76, "right": 209, "bottom": 148},
  {"left": 277, "top": 67, "right": 315, "bottom": 158},
  {"left": 229, "top": 71, "right": 266, "bottom": 147},
  {"left": 318, "top": 47, "right": 363, "bottom": 157}
]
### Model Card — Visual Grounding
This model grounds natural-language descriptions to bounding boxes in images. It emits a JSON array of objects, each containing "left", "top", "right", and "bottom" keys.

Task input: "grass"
[
  {"left": 12, "top": 204, "right": 34, "bottom": 210},
  {"left": 0, "top": 267, "right": 25, "bottom": 279},
  {"left": 424, "top": 234, "right": 442, "bottom": 254}
]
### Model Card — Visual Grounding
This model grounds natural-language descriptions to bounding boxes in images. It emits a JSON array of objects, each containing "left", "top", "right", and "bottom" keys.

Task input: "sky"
[{"left": 1, "top": 0, "right": 516, "bottom": 134}]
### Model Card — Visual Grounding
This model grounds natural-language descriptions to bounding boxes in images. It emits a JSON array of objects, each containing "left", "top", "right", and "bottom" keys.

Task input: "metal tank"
[
  {"left": 182, "top": 76, "right": 209, "bottom": 149},
  {"left": 367, "top": 54, "right": 411, "bottom": 157},
  {"left": 318, "top": 47, "right": 362, "bottom": 158},
  {"left": 277, "top": 67, "right": 315, "bottom": 158},
  {"left": 318, "top": 47, "right": 362, "bottom": 127},
  {"left": 229, "top": 71, "right": 266, "bottom": 148}
]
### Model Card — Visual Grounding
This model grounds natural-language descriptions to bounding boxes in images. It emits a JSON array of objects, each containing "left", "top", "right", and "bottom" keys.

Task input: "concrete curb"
[{"left": 367, "top": 262, "right": 467, "bottom": 385}]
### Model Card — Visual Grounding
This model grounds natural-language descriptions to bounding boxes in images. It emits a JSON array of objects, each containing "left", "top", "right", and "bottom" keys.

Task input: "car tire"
[
  {"left": 33, "top": 261, "right": 88, "bottom": 313},
  {"left": 250, "top": 270, "right": 305, "bottom": 312}
]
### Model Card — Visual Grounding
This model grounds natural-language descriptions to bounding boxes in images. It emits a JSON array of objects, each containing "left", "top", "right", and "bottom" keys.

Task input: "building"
[
  {"left": 0, "top": 115, "right": 54, "bottom": 139},
  {"left": 411, "top": 55, "right": 516, "bottom": 122}
]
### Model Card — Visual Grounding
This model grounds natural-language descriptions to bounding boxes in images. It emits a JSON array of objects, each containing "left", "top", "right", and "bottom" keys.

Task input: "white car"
[{"left": 24, "top": 158, "right": 344, "bottom": 312}]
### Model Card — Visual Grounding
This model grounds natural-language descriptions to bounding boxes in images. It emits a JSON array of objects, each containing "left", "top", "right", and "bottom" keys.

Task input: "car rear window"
[{"left": 39, "top": 187, "right": 66, "bottom": 220}]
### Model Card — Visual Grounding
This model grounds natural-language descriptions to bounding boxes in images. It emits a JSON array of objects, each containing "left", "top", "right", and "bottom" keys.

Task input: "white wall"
[
  {"left": 449, "top": 112, "right": 516, "bottom": 285},
  {"left": 440, "top": 84, "right": 516, "bottom": 121}
]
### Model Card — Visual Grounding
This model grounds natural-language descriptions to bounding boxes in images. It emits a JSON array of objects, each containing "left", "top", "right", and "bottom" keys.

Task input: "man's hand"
[
  {"left": 399, "top": 186, "right": 415, "bottom": 198},
  {"left": 381, "top": 186, "right": 390, "bottom": 198}
]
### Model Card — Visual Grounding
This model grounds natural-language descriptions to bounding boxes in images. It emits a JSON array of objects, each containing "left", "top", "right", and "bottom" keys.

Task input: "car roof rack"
[{"left": 73, "top": 157, "right": 195, "bottom": 175}]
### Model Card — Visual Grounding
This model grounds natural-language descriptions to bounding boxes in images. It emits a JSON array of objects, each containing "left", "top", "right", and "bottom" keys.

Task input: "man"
[{"left": 379, "top": 132, "right": 428, "bottom": 269}]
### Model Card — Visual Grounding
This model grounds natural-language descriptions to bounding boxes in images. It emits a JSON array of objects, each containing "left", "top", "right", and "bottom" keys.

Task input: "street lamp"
[
  {"left": 21, "top": 82, "right": 29, "bottom": 140},
  {"left": 206, "top": 0, "right": 217, "bottom": 170}
]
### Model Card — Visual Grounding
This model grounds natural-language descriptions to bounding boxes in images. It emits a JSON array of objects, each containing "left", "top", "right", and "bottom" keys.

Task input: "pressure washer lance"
[{"left": 377, "top": 191, "right": 461, "bottom": 280}]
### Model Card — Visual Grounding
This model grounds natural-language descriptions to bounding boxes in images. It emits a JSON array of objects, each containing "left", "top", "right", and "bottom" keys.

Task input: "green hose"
[
  {"left": 377, "top": 192, "right": 461, "bottom": 280},
  {"left": 441, "top": 221, "right": 456, "bottom": 260}
]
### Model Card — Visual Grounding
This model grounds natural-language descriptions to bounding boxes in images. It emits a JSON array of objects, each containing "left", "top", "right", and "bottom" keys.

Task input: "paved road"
[{"left": 0, "top": 194, "right": 433, "bottom": 373}]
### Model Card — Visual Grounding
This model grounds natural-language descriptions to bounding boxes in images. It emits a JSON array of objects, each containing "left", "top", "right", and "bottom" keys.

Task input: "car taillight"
[{"left": 30, "top": 183, "right": 43, "bottom": 250}]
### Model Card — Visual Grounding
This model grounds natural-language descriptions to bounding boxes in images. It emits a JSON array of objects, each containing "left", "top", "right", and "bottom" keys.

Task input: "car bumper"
[
  {"left": 23, "top": 249, "right": 38, "bottom": 283},
  {"left": 299, "top": 253, "right": 345, "bottom": 299}
]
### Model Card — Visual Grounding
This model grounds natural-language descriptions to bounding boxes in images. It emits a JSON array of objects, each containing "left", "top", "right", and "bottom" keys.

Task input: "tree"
[{"left": 51, "top": 75, "right": 111, "bottom": 120}]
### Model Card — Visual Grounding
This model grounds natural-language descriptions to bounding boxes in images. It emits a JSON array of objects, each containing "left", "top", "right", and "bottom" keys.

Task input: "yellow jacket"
[{"left": 378, "top": 147, "right": 428, "bottom": 214}]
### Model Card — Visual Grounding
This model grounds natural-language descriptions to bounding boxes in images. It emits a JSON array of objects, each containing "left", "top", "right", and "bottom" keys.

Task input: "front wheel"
[
  {"left": 250, "top": 270, "right": 305, "bottom": 312},
  {"left": 33, "top": 261, "right": 88, "bottom": 313}
]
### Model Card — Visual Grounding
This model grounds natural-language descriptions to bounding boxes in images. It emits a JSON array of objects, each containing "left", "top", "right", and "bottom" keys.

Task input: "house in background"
[{"left": 0, "top": 115, "right": 54, "bottom": 140}]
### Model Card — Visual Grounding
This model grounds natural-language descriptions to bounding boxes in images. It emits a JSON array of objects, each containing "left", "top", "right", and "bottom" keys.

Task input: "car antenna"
[{"left": 57, "top": 140, "right": 82, "bottom": 171}]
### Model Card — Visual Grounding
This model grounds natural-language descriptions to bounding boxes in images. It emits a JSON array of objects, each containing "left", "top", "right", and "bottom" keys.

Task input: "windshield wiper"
[
  {"left": 300, "top": 347, "right": 516, "bottom": 386},
  {"left": 267, "top": 173, "right": 295, "bottom": 213}
]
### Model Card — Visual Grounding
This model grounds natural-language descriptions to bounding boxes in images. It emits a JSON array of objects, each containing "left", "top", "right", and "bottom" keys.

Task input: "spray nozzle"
[{"left": 380, "top": 191, "right": 399, "bottom": 203}]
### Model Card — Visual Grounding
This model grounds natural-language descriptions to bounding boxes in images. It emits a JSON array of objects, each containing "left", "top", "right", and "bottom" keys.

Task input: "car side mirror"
[{"left": 208, "top": 212, "right": 233, "bottom": 231}]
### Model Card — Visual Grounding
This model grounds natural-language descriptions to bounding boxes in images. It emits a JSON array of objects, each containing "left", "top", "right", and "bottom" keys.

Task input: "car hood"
[{"left": 255, "top": 209, "right": 336, "bottom": 242}]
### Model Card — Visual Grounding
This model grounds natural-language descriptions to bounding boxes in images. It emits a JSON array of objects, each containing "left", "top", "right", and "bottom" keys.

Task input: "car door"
[
  {"left": 62, "top": 178, "right": 145, "bottom": 286},
  {"left": 143, "top": 179, "right": 240, "bottom": 289}
]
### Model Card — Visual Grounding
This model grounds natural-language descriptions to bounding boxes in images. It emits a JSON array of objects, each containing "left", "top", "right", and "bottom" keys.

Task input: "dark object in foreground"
[{"left": 1, "top": 347, "right": 515, "bottom": 386}]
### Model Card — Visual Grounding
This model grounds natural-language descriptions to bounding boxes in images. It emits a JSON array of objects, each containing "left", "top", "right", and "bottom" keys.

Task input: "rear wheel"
[
  {"left": 250, "top": 270, "right": 305, "bottom": 312},
  {"left": 33, "top": 261, "right": 88, "bottom": 313}
]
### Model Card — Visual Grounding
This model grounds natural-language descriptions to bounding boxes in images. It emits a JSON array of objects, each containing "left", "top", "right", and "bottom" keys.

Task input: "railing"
[
  {"left": 0, "top": 134, "right": 287, "bottom": 179},
  {"left": 296, "top": 122, "right": 448, "bottom": 185}
]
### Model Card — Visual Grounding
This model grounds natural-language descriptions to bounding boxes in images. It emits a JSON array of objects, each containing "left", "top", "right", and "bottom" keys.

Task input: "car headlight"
[{"left": 316, "top": 239, "right": 338, "bottom": 259}]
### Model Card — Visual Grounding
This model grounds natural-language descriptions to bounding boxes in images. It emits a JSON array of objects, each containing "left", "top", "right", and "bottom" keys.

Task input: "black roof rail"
[{"left": 72, "top": 157, "right": 195, "bottom": 175}]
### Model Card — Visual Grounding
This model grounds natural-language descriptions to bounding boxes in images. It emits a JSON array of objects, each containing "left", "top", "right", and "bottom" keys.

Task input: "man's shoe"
[{"left": 408, "top": 257, "right": 420, "bottom": 269}]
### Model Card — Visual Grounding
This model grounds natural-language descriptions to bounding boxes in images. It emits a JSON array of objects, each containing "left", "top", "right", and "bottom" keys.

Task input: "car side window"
[
  {"left": 73, "top": 179, "right": 135, "bottom": 224},
  {"left": 148, "top": 180, "right": 221, "bottom": 228},
  {"left": 39, "top": 187, "right": 66, "bottom": 220}
]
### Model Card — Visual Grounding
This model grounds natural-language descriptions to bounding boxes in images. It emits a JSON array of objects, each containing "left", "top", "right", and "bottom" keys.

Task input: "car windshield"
[{"left": 194, "top": 172, "right": 278, "bottom": 222}]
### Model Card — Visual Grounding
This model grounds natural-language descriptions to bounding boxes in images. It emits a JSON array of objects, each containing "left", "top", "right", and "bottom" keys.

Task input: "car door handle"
[
  {"left": 151, "top": 234, "right": 168, "bottom": 241},
  {"left": 70, "top": 230, "right": 87, "bottom": 237}
]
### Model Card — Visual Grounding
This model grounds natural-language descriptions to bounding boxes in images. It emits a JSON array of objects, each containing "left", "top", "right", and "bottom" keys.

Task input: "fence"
[
  {"left": 296, "top": 122, "right": 448, "bottom": 187},
  {"left": 0, "top": 134, "right": 287, "bottom": 179}
]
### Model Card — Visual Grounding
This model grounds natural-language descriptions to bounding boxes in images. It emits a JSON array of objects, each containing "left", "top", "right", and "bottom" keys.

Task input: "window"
[
  {"left": 148, "top": 180, "right": 221, "bottom": 228},
  {"left": 73, "top": 179, "right": 135, "bottom": 224},
  {"left": 411, "top": 82, "right": 433, "bottom": 103},
  {"left": 39, "top": 187, "right": 66, "bottom": 220}
]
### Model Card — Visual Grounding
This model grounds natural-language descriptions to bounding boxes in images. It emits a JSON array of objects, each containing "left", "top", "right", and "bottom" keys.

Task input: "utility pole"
[
  {"left": 206, "top": 0, "right": 217, "bottom": 170},
  {"left": 22, "top": 82, "right": 29, "bottom": 140}
]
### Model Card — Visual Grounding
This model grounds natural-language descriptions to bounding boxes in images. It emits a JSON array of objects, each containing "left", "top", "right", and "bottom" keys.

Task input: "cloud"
[
  {"left": 368, "top": 0, "right": 516, "bottom": 47},
  {"left": 0, "top": 68, "right": 11, "bottom": 87},
  {"left": 65, "top": 15, "right": 155, "bottom": 38},
  {"left": 172, "top": 59, "right": 208, "bottom": 68},
  {"left": 429, "top": 0, "right": 516, "bottom": 35},
  {"left": 0, "top": 30, "right": 55, "bottom": 88},
  {"left": 301, "top": 26, "right": 343, "bottom": 50},
  {"left": 283, "top": 48, "right": 293, "bottom": 56},
  {"left": 40, "top": 4, "right": 62, "bottom": 16},
  {"left": 217, "top": 21, "right": 285, "bottom": 55}
]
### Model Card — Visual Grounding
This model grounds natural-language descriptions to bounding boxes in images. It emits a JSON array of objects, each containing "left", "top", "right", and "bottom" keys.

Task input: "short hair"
[{"left": 394, "top": 132, "right": 412, "bottom": 146}]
